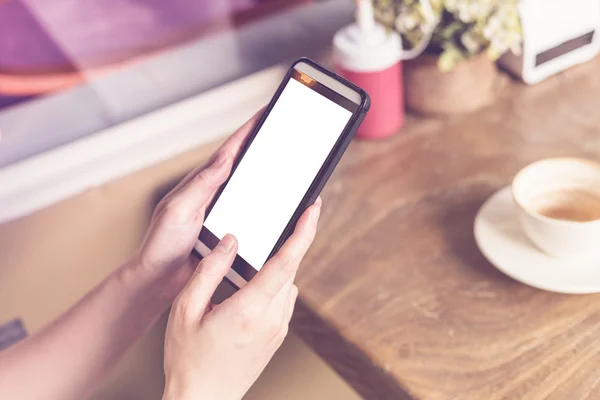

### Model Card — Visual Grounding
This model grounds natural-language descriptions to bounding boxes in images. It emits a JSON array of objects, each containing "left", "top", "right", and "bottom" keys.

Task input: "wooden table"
[{"left": 292, "top": 57, "right": 600, "bottom": 400}]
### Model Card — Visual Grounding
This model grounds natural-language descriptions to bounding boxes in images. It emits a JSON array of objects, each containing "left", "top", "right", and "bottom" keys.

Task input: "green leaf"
[
  {"left": 439, "top": 21, "right": 465, "bottom": 40},
  {"left": 438, "top": 44, "right": 465, "bottom": 72}
]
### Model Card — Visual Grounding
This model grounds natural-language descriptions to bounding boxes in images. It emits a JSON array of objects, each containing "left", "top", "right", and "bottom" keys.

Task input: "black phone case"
[{"left": 203, "top": 57, "right": 370, "bottom": 272}]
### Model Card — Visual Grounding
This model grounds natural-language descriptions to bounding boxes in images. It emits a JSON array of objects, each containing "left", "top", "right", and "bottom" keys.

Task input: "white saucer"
[{"left": 474, "top": 186, "right": 600, "bottom": 294}]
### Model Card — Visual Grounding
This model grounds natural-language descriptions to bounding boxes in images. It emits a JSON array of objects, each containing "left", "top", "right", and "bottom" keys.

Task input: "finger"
[
  {"left": 246, "top": 201, "right": 321, "bottom": 299},
  {"left": 166, "top": 150, "right": 232, "bottom": 222},
  {"left": 163, "top": 161, "right": 210, "bottom": 201},
  {"left": 174, "top": 234, "right": 237, "bottom": 321},
  {"left": 162, "top": 107, "right": 265, "bottom": 205}
]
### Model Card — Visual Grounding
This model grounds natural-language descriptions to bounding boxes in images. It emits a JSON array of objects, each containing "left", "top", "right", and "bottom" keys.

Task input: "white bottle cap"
[{"left": 333, "top": 0, "right": 402, "bottom": 73}]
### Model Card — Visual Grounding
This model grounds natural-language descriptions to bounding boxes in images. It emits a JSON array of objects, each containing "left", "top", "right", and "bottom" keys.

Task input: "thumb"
[
  {"left": 167, "top": 150, "right": 232, "bottom": 224},
  {"left": 174, "top": 234, "right": 237, "bottom": 321}
]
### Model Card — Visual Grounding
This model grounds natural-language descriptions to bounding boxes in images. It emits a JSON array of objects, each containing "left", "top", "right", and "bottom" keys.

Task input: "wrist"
[
  {"left": 115, "top": 255, "right": 173, "bottom": 316},
  {"left": 117, "top": 253, "right": 152, "bottom": 288}
]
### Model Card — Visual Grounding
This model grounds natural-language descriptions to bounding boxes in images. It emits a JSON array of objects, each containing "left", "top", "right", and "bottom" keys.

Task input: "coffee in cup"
[
  {"left": 512, "top": 158, "right": 600, "bottom": 259},
  {"left": 529, "top": 188, "right": 600, "bottom": 222}
]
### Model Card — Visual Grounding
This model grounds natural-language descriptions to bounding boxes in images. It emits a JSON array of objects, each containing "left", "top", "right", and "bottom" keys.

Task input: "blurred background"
[{"left": 0, "top": 0, "right": 352, "bottom": 167}]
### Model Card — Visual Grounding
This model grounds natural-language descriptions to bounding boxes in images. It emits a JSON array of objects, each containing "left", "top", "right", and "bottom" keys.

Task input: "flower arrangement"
[{"left": 373, "top": 0, "right": 523, "bottom": 71}]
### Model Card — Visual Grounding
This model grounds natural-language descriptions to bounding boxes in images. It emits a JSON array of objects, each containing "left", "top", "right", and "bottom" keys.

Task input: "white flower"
[
  {"left": 488, "top": 28, "right": 522, "bottom": 57},
  {"left": 483, "top": 15, "right": 502, "bottom": 40},
  {"left": 469, "top": 2, "right": 492, "bottom": 20},
  {"left": 446, "top": 0, "right": 495, "bottom": 23},
  {"left": 404, "top": 14, "right": 419, "bottom": 30},
  {"left": 374, "top": 0, "right": 522, "bottom": 69},
  {"left": 444, "top": 0, "right": 460, "bottom": 12},
  {"left": 507, "top": 31, "right": 522, "bottom": 55},
  {"left": 395, "top": 13, "right": 419, "bottom": 32},
  {"left": 458, "top": 4, "right": 475, "bottom": 22}
]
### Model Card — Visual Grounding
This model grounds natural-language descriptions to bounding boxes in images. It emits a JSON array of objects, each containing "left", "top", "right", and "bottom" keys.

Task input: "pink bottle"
[
  {"left": 337, "top": 65, "right": 404, "bottom": 140},
  {"left": 333, "top": 0, "right": 439, "bottom": 139},
  {"left": 333, "top": 0, "right": 405, "bottom": 140}
]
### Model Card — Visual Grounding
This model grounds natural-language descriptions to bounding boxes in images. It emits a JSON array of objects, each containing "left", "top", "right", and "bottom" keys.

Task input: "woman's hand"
[
  {"left": 162, "top": 199, "right": 321, "bottom": 400},
  {"left": 128, "top": 110, "right": 263, "bottom": 304}
]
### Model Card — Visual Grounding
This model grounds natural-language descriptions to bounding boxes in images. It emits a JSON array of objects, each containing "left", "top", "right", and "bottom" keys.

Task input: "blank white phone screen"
[{"left": 204, "top": 75, "right": 353, "bottom": 270}]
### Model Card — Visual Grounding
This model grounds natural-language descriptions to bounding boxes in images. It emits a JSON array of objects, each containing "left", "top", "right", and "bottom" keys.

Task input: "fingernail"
[
  {"left": 315, "top": 197, "right": 322, "bottom": 208},
  {"left": 219, "top": 234, "right": 236, "bottom": 253},
  {"left": 213, "top": 151, "right": 228, "bottom": 168}
]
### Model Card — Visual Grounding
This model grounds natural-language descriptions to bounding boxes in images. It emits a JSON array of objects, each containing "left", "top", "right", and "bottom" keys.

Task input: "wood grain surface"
[{"left": 292, "top": 57, "right": 600, "bottom": 400}]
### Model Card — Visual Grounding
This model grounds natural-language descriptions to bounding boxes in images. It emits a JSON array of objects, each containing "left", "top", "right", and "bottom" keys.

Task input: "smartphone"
[{"left": 194, "top": 58, "right": 370, "bottom": 288}]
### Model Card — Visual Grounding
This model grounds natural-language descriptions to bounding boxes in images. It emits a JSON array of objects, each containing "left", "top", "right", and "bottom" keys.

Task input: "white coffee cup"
[{"left": 512, "top": 158, "right": 600, "bottom": 259}]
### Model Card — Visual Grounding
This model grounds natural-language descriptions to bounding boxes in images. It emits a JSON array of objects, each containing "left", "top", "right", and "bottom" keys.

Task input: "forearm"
[{"left": 0, "top": 259, "right": 169, "bottom": 400}]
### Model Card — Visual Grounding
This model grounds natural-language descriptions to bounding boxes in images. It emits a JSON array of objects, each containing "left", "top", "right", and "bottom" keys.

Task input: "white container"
[{"left": 499, "top": 0, "right": 600, "bottom": 84}]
